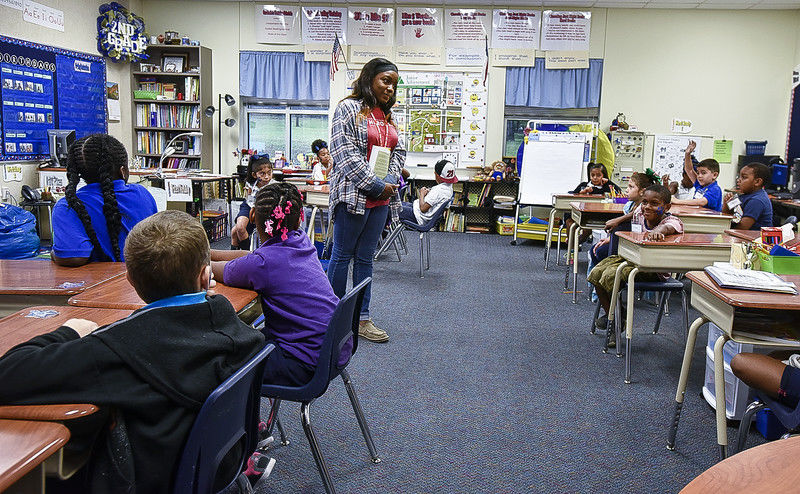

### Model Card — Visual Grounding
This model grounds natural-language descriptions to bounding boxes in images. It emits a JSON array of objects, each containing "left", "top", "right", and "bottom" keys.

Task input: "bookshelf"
[
  {"left": 409, "top": 179, "right": 519, "bottom": 233},
  {"left": 130, "top": 45, "right": 212, "bottom": 171}
]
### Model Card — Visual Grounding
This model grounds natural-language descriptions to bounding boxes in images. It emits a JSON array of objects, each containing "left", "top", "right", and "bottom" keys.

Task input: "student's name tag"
[
  {"left": 631, "top": 224, "right": 643, "bottom": 233},
  {"left": 369, "top": 145, "right": 391, "bottom": 179}
]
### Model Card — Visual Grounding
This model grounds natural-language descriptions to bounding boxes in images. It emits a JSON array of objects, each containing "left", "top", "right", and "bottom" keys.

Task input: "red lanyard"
[{"left": 370, "top": 112, "right": 389, "bottom": 148}]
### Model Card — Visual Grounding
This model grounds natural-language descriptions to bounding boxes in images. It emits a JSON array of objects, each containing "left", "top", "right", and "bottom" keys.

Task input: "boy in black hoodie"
[{"left": 0, "top": 210, "right": 264, "bottom": 493}]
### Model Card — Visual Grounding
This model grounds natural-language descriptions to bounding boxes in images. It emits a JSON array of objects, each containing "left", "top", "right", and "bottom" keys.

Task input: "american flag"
[
  {"left": 482, "top": 36, "right": 489, "bottom": 87},
  {"left": 330, "top": 34, "right": 343, "bottom": 81}
]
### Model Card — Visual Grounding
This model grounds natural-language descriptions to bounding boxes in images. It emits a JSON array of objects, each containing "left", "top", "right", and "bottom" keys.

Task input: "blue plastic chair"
[
  {"left": 172, "top": 342, "right": 275, "bottom": 494},
  {"left": 735, "top": 393, "right": 800, "bottom": 454},
  {"left": 375, "top": 199, "right": 452, "bottom": 278},
  {"left": 260, "top": 278, "right": 379, "bottom": 494}
]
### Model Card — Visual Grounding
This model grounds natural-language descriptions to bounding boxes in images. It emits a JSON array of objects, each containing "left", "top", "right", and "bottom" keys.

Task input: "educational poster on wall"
[
  {"left": 301, "top": 7, "right": 346, "bottom": 45},
  {"left": 652, "top": 134, "right": 703, "bottom": 184},
  {"left": 348, "top": 7, "right": 394, "bottom": 64},
  {"left": 444, "top": 9, "right": 491, "bottom": 67},
  {"left": 106, "top": 81, "right": 120, "bottom": 121},
  {"left": 395, "top": 8, "right": 442, "bottom": 65},
  {"left": 0, "top": 35, "right": 106, "bottom": 161},
  {"left": 540, "top": 11, "right": 591, "bottom": 52},
  {"left": 254, "top": 5, "right": 301, "bottom": 45},
  {"left": 39, "top": 169, "right": 67, "bottom": 193},
  {"left": 3, "top": 163, "right": 22, "bottom": 181},
  {"left": 459, "top": 73, "right": 487, "bottom": 166},
  {"left": 22, "top": 0, "right": 64, "bottom": 32},
  {"left": 164, "top": 178, "right": 193, "bottom": 202},
  {"left": 545, "top": 51, "right": 589, "bottom": 69},
  {"left": 491, "top": 9, "right": 538, "bottom": 67}
]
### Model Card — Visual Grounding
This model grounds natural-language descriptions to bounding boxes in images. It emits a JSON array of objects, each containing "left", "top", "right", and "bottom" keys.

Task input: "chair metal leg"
[
  {"left": 425, "top": 231, "right": 430, "bottom": 270},
  {"left": 399, "top": 228, "right": 408, "bottom": 254},
  {"left": 545, "top": 207, "right": 556, "bottom": 270},
  {"left": 393, "top": 237, "right": 402, "bottom": 262},
  {"left": 615, "top": 294, "right": 623, "bottom": 358},
  {"left": 653, "top": 291, "right": 668, "bottom": 334},
  {"left": 418, "top": 232, "right": 424, "bottom": 278},
  {"left": 664, "top": 297, "right": 670, "bottom": 316},
  {"left": 591, "top": 298, "right": 602, "bottom": 334},
  {"left": 572, "top": 227, "right": 581, "bottom": 304},
  {"left": 735, "top": 401, "right": 766, "bottom": 455},
  {"left": 681, "top": 291, "right": 689, "bottom": 338},
  {"left": 341, "top": 369, "right": 381, "bottom": 463},
  {"left": 301, "top": 401, "right": 337, "bottom": 494},
  {"left": 374, "top": 224, "right": 404, "bottom": 260},
  {"left": 265, "top": 399, "right": 290, "bottom": 445}
]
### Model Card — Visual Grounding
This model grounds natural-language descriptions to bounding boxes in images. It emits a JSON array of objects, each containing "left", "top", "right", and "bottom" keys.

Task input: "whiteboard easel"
[{"left": 512, "top": 126, "right": 596, "bottom": 244}]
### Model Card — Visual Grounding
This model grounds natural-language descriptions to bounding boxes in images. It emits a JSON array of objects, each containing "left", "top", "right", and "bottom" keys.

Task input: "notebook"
[{"left": 704, "top": 264, "right": 798, "bottom": 295}]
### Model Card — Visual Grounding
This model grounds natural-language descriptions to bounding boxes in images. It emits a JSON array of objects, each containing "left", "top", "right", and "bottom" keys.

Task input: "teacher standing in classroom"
[{"left": 327, "top": 58, "right": 403, "bottom": 343}]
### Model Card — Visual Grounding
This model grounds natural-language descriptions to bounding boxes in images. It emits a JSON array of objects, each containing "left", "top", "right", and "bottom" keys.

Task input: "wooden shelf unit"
[{"left": 130, "top": 45, "right": 213, "bottom": 171}]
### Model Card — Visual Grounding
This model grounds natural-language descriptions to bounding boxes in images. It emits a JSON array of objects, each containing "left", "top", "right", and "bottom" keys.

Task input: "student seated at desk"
[
  {"left": 564, "top": 162, "right": 621, "bottom": 244},
  {"left": 51, "top": 134, "right": 157, "bottom": 266},
  {"left": 723, "top": 162, "right": 773, "bottom": 230},
  {"left": 311, "top": 139, "right": 333, "bottom": 181},
  {"left": 231, "top": 154, "right": 277, "bottom": 250},
  {"left": 211, "top": 183, "right": 342, "bottom": 387},
  {"left": 0, "top": 210, "right": 264, "bottom": 493},
  {"left": 399, "top": 159, "right": 456, "bottom": 225},
  {"left": 587, "top": 184, "right": 684, "bottom": 342},
  {"left": 671, "top": 140, "right": 723, "bottom": 211},
  {"left": 591, "top": 170, "right": 659, "bottom": 265}
]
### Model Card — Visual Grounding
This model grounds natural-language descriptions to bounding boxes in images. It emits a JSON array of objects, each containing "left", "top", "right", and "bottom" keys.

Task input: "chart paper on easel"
[{"left": 519, "top": 138, "right": 585, "bottom": 205}]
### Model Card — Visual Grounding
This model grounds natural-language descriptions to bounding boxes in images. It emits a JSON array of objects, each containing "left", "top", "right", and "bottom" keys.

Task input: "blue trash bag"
[{"left": 0, "top": 203, "right": 40, "bottom": 259}]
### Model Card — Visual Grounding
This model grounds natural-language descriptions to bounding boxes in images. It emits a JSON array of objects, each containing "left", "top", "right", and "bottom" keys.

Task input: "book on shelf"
[
  {"left": 704, "top": 264, "right": 798, "bottom": 295},
  {"left": 136, "top": 103, "right": 200, "bottom": 128},
  {"left": 136, "top": 132, "right": 201, "bottom": 155},
  {"left": 141, "top": 156, "right": 201, "bottom": 169}
]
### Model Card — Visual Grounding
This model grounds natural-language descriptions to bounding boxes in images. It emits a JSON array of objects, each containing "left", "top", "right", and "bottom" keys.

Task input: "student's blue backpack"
[{"left": 0, "top": 203, "right": 40, "bottom": 259}]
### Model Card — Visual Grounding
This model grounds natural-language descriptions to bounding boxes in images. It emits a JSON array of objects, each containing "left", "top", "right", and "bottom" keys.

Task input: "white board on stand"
[{"left": 518, "top": 133, "right": 586, "bottom": 205}]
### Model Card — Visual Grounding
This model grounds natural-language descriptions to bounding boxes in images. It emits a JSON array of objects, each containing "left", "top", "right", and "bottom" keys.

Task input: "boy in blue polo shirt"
[
  {"left": 723, "top": 162, "right": 773, "bottom": 230},
  {"left": 671, "top": 140, "right": 723, "bottom": 211}
]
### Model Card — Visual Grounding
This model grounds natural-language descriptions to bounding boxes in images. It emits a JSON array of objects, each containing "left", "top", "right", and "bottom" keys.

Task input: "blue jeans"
[
  {"left": 327, "top": 203, "right": 388, "bottom": 319},
  {"left": 399, "top": 202, "right": 417, "bottom": 223}
]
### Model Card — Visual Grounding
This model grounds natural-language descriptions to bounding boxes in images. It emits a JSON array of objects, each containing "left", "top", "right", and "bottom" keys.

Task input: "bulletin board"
[
  {"left": 0, "top": 35, "right": 107, "bottom": 161},
  {"left": 390, "top": 71, "right": 487, "bottom": 167}
]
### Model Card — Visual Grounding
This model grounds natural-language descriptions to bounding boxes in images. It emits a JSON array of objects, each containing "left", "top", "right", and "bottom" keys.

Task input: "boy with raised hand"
[
  {"left": 0, "top": 210, "right": 264, "bottom": 494},
  {"left": 671, "top": 140, "right": 723, "bottom": 211},
  {"left": 723, "top": 162, "right": 773, "bottom": 230},
  {"left": 587, "top": 184, "right": 684, "bottom": 345}
]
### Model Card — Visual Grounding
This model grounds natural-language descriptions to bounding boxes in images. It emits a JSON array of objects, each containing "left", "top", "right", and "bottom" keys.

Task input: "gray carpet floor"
[{"left": 213, "top": 232, "right": 767, "bottom": 493}]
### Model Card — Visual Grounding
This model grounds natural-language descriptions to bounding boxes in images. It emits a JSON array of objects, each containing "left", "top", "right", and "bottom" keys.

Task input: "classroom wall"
[
  {"left": 141, "top": 2, "right": 799, "bottom": 190},
  {"left": 0, "top": 0, "right": 142, "bottom": 201}
]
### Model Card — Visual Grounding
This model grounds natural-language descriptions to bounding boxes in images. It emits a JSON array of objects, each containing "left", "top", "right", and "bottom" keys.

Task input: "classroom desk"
[
  {"left": 680, "top": 435, "right": 800, "bottom": 493},
  {"left": 609, "top": 232, "right": 734, "bottom": 383},
  {"left": 297, "top": 184, "right": 330, "bottom": 240},
  {"left": 0, "top": 261, "right": 127, "bottom": 318},
  {"left": 0, "top": 419, "right": 70, "bottom": 493},
  {"left": 566, "top": 202, "right": 626, "bottom": 303},
  {"left": 668, "top": 271, "right": 800, "bottom": 461},
  {"left": 67, "top": 276, "right": 259, "bottom": 323},
  {"left": 0, "top": 305, "right": 133, "bottom": 355},
  {"left": 671, "top": 205, "right": 734, "bottom": 234},
  {"left": 543, "top": 194, "right": 607, "bottom": 270}
]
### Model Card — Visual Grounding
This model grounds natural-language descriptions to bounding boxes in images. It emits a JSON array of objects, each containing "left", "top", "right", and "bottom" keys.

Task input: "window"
[
  {"left": 244, "top": 105, "right": 328, "bottom": 165},
  {"left": 503, "top": 108, "right": 599, "bottom": 159}
]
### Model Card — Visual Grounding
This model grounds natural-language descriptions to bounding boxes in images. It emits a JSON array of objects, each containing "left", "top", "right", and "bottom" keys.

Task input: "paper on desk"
[{"left": 705, "top": 264, "right": 797, "bottom": 294}]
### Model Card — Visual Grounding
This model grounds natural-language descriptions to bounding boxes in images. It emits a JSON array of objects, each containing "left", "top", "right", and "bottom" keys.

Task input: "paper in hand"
[{"left": 369, "top": 145, "right": 391, "bottom": 179}]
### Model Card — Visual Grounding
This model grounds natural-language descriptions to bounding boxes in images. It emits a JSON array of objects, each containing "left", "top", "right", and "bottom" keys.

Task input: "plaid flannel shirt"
[{"left": 329, "top": 98, "right": 404, "bottom": 221}]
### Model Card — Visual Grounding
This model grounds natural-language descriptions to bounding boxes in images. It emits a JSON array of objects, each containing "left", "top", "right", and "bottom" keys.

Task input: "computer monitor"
[{"left": 47, "top": 129, "right": 75, "bottom": 167}]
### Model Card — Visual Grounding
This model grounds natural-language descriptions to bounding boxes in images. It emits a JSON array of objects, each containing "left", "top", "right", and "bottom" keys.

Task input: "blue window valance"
[
  {"left": 240, "top": 51, "right": 330, "bottom": 102},
  {"left": 505, "top": 59, "right": 603, "bottom": 109}
]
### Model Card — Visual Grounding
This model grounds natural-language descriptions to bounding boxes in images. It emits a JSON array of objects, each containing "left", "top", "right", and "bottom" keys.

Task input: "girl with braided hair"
[
  {"left": 210, "top": 182, "right": 343, "bottom": 387},
  {"left": 51, "top": 134, "right": 157, "bottom": 266}
]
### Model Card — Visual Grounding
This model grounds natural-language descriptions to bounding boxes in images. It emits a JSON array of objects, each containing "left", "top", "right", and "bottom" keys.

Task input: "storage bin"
[
  {"left": 754, "top": 250, "right": 800, "bottom": 275},
  {"left": 745, "top": 140, "right": 767, "bottom": 155},
  {"left": 202, "top": 210, "right": 227, "bottom": 242},
  {"left": 702, "top": 349, "right": 751, "bottom": 420},
  {"left": 756, "top": 408, "right": 788, "bottom": 440},
  {"left": 496, "top": 216, "right": 515, "bottom": 235}
]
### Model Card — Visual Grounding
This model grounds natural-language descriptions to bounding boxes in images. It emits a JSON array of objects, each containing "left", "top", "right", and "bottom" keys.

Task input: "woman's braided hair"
[
  {"left": 252, "top": 182, "right": 303, "bottom": 241},
  {"left": 64, "top": 134, "right": 127, "bottom": 261}
]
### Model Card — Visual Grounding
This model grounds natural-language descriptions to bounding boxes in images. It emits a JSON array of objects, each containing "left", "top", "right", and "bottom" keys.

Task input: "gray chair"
[{"left": 376, "top": 199, "right": 452, "bottom": 278}]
